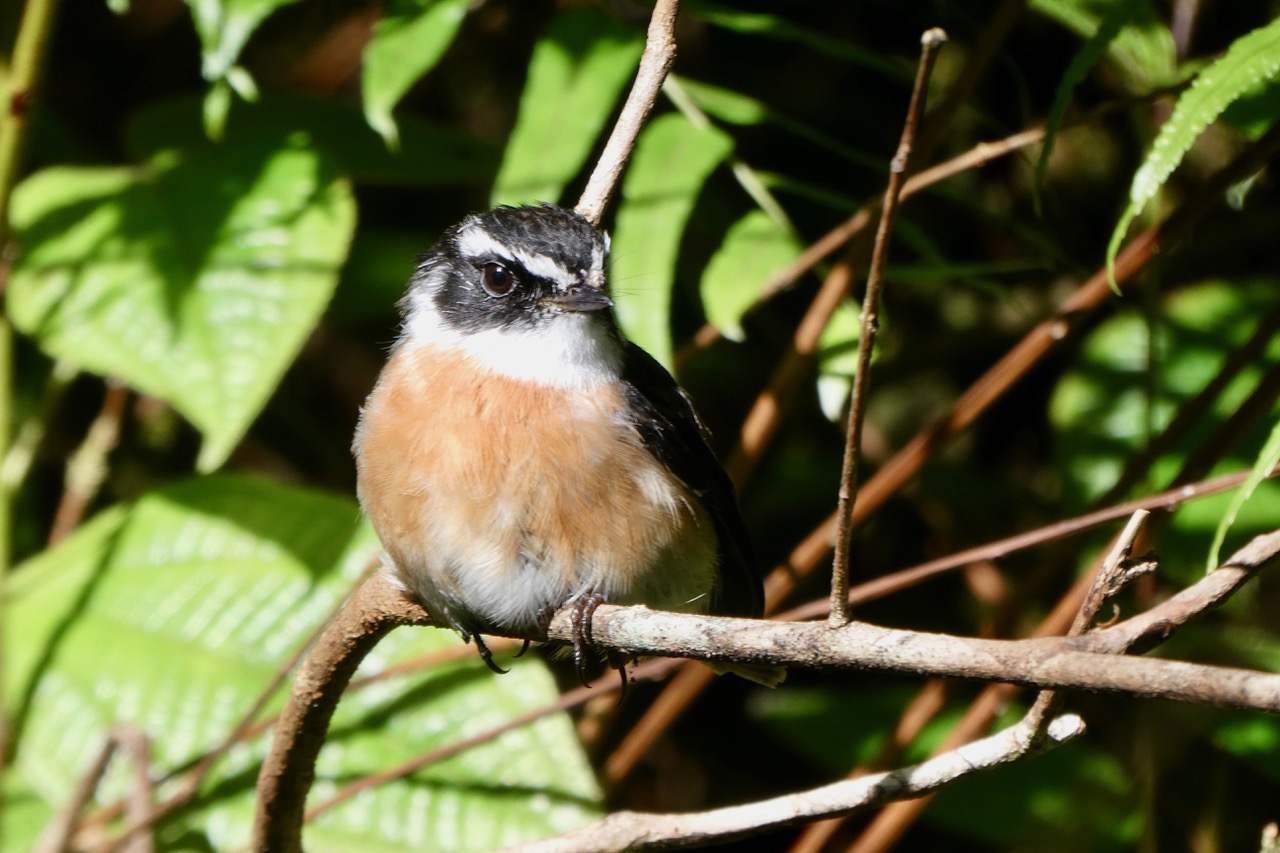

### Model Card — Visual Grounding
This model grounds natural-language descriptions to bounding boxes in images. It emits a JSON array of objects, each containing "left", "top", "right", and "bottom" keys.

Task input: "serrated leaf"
[
  {"left": 1206, "top": 417, "right": 1280, "bottom": 571},
  {"left": 610, "top": 114, "right": 733, "bottom": 367},
  {"left": 4, "top": 475, "right": 600, "bottom": 852},
  {"left": 8, "top": 135, "right": 356, "bottom": 470},
  {"left": 362, "top": 0, "right": 470, "bottom": 148},
  {"left": 700, "top": 209, "right": 802, "bottom": 341},
  {"left": 1107, "top": 18, "right": 1280, "bottom": 289},
  {"left": 490, "top": 6, "right": 644, "bottom": 206}
]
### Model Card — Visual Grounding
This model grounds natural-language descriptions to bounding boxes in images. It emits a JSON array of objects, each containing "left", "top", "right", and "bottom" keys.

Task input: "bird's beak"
[{"left": 550, "top": 285, "right": 613, "bottom": 313}]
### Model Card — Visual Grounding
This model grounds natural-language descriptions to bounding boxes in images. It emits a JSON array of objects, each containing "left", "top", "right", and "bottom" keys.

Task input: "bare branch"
[
  {"left": 252, "top": 570, "right": 431, "bottom": 853},
  {"left": 502, "top": 710, "right": 1084, "bottom": 852},
  {"left": 575, "top": 0, "right": 679, "bottom": 226},
  {"left": 831, "top": 28, "right": 947, "bottom": 626}
]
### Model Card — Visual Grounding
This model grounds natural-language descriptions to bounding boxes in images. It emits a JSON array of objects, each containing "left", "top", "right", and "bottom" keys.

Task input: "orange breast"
[{"left": 353, "top": 344, "right": 719, "bottom": 635}]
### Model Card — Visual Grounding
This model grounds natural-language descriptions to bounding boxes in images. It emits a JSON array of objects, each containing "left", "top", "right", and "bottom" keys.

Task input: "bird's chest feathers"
[{"left": 355, "top": 344, "right": 716, "bottom": 622}]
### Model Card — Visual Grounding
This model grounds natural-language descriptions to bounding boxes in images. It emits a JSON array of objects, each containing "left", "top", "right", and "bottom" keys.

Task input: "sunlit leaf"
[
  {"left": 362, "top": 0, "right": 471, "bottom": 148},
  {"left": 816, "top": 300, "right": 862, "bottom": 422},
  {"left": 8, "top": 135, "right": 356, "bottom": 470},
  {"left": 700, "top": 209, "right": 802, "bottom": 342},
  {"left": 1207, "top": 419, "right": 1280, "bottom": 571},
  {"left": 1107, "top": 18, "right": 1280, "bottom": 289},
  {"left": 490, "top": 6, "right": 643, "bottom": 206},
  {"left": 610, "top": 113, "right": 733, "bottom": 367},
  {"left": 3, "top": 475, "right": 600, "bottom": 852}
]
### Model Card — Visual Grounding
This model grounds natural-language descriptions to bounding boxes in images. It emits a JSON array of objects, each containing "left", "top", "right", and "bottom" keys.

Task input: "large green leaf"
[
  {"left": 490, "top": 6, "right": 643, "bottom": 206},
  {"left": 700, "top": 209, "right": 802, "bottom": 342},
  {"left": 362, "top": 0, "right": 471, "bottom": 148},
  {"left": 1107, "top": 18, "right": 1280, "bottom": 288},
  {"left": 4, "top": 475, "right": 600, "bottom": 852},
  {"left": 8, "top": 135, "right": 355, "bottom": 471},
  {"left": 610, "top": 113, "right": 733, "bottom": 366}
]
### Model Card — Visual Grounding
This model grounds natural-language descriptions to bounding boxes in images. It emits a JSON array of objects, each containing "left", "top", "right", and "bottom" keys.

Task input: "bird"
[{"left": 353, "top": 203, "right": 769, "bottom": 683}]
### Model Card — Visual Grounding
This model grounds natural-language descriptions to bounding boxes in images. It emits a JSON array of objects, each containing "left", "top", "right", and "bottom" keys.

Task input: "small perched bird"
[{"left": 354, "top": 203, "right": 766, "bottom": 680}]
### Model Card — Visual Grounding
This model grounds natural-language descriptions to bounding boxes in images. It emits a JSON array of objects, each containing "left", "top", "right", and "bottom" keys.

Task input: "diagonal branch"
[
  {"left": 575, "top": 0, "right": 680, "bottom": 226},
  {"left": 502, "top": 710, "right": 1084, "bottom": 852}
]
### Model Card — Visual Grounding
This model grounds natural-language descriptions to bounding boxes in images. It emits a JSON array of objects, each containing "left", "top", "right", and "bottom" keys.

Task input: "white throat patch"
[{"left": 401, "top": 285, "right": 623, "bottom": 389}]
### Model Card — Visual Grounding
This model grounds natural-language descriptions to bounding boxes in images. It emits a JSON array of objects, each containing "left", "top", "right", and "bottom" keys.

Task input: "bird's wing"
[{"left": 619, "top": 343, "right": 764, "bottom": 618}]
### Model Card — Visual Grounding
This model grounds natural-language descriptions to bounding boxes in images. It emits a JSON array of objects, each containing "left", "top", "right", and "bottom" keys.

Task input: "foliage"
[{"left": 2, "top": 1, "right": 1279, "bottom": 851}]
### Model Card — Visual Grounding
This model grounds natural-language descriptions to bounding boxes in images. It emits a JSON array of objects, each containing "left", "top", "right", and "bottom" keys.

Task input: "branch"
[
  {"left": 251, "top": 571, "right": 431, "bottom": 853},
  {"left": 502, "top": 710, "right": 1084, "bottom": 852},
  {"left": 575, "top": 0, "right": 679, "bottom": 226},
  {"left": 831, "top": 28, "right": 947, "bottom": 626},
  {"left": 535, "top": 528, "right": 1280, "bottom": 713}
]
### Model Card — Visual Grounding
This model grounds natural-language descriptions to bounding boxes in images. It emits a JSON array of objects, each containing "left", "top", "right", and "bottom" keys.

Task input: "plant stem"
[{"left": 0, "top": 0, "right": 66, "bottom": 786}]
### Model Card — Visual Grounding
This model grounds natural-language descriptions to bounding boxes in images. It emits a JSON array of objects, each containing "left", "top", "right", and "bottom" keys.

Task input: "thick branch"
[
  {"left": 251, "top": 573, "right": 431, "bottom": 853},
  {"left": 542, "top": 604, "right": 1280, "bottom": 713}
]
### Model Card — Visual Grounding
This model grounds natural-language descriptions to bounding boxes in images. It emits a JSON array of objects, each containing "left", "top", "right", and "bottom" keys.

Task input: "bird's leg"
[
  {"left": 570, "top": 592, "right": 605, "bottom": 688},
  {"left": 472, "top": 634, "right": 509, "bottom": 674}
]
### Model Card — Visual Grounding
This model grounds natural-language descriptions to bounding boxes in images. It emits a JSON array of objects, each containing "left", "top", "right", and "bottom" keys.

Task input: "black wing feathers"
[{"left": 619, "top": 344, "right": 764, "bottom": 618}]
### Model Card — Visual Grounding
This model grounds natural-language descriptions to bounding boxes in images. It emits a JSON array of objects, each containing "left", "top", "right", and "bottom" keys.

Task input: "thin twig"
[
  {"left": 34, "top": 725, "right": 154, "bottom": 853},
  {"left": 781, "top": 464, "right": 1275, "bottom": 623},
  {"left": 305, "top": 657, "right": 674, "bottom": 822},
  {"left": 80, "top": 561, "right": 381, "bottom": 853},
  {"left": 575, "top": 0, "right": 679, "bottom": 226},
  {"left": 504, "top": 710, "right": 1085, "bottom": 852},
  {"left": 830, "top": 28, "right": 946, "bottom": 627},
  {"left": 48, "top": 380, "right": 128, "bottom": 546}
]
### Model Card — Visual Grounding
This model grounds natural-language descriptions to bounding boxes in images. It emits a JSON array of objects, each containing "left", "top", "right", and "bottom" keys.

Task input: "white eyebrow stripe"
[{"left": 455, "top": 225, "right": 578, "bottom": 289}]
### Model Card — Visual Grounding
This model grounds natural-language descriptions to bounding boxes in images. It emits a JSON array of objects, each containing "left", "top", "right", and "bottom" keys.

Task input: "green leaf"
[
  {"left": 1107, "top": 18, "right": 1280, "bottom": 289},
  {"left": 1206, "top": 417, "right": 1280, "bottom": 571},
  {"left": 4, "top": 475, "right": 601, "bottom": 852},
  {"left": 186, "top": 0, "right": 303, "bottom": 82},
  {"left": 362, "top": 0, "right": 471, "bottom": 148},
  {"left": 1034, "top": 0, "right": 1138, "bottom": 210},
  {"left": 125, "top": 93, "right": 498, "bottom": 187},
  {"left": 490, "top": 6, "right": 644, "bottom": 207},
  {"left": 816, "top": 300, "right": 862, "bottom": 422},
  {"left": 8, "top": 135, "right": 356, "bottom": 470},
  {"left": 690, "top": 2, "right": 910, "bottom": 81},
  {"left": 1030, "top": 0, "right": 1177, "bottom": 88},
  {"left": 700, "top": 209, "right": 802, "bottom": 342},
  {"left": 610, "top": 113, "right": 733, "bottom": 367},
  {"left": 673, "top": 77, "right": 770, "bottom": 126}
]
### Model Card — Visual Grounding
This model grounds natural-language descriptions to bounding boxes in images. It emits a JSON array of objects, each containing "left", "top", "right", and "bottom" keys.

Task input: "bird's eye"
[{"left": 480, "top": 262, "right": 516, "bottom": 297}]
